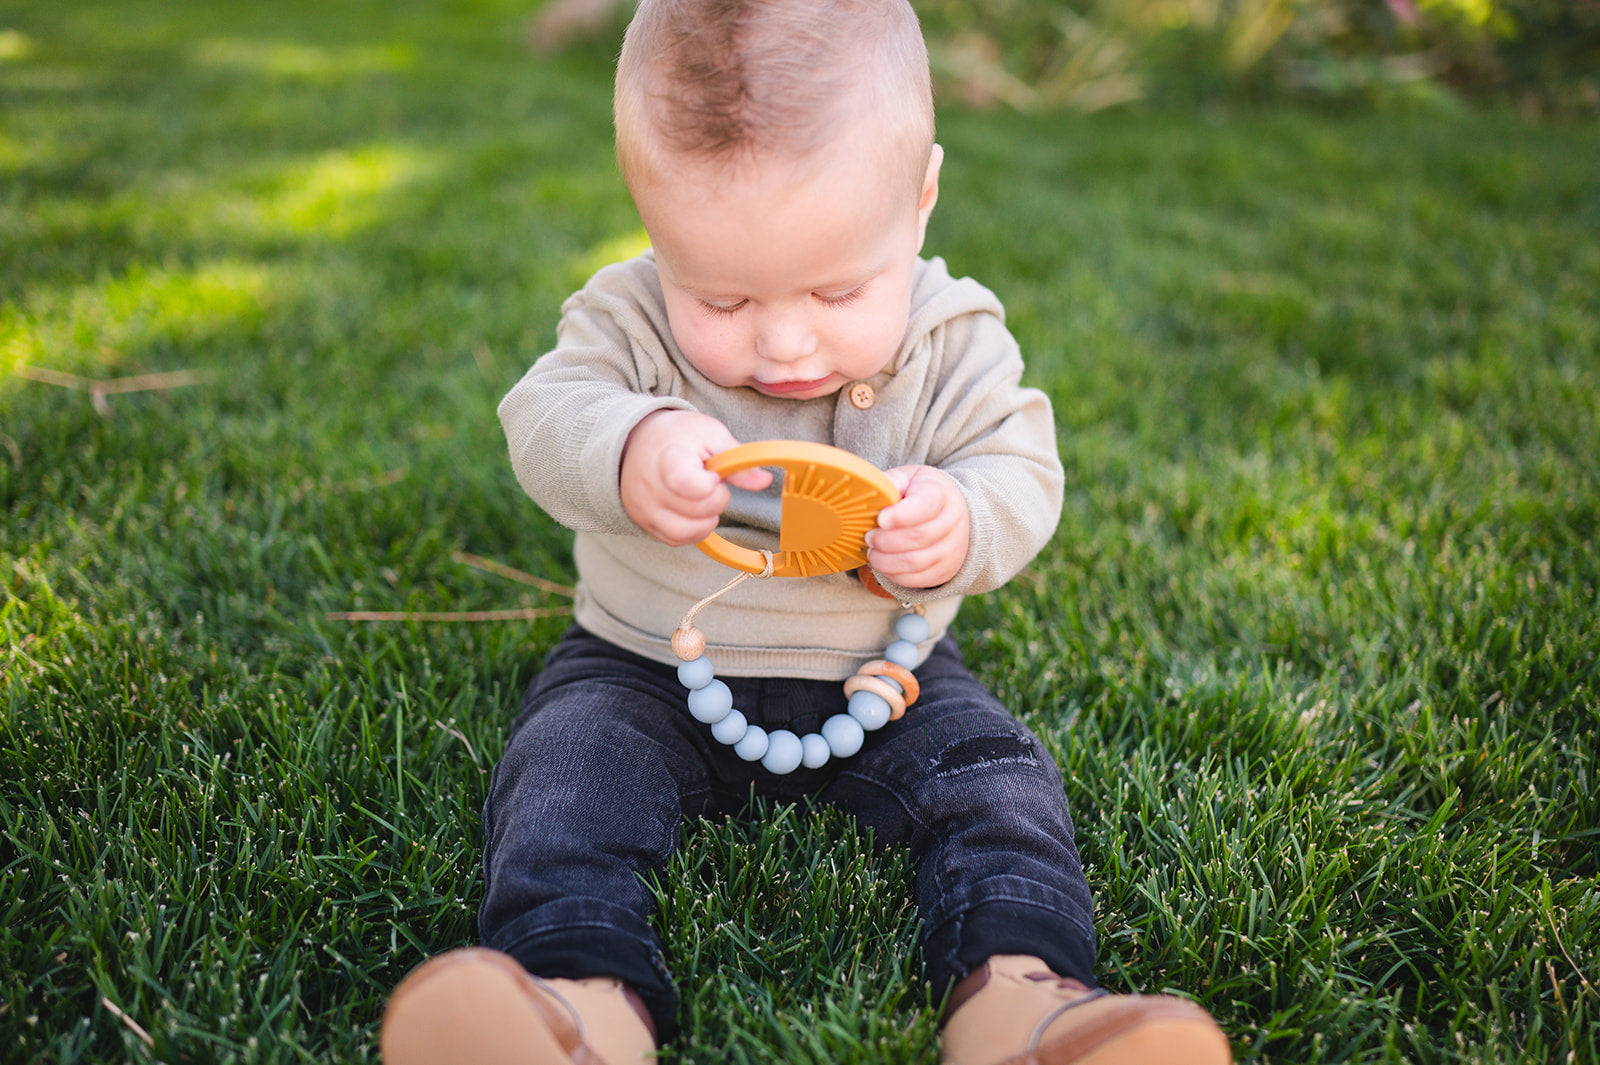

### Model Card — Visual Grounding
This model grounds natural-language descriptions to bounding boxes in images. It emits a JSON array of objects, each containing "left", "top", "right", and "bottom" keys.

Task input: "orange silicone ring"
[{"left": 698, "top": 441, "right": 899, "bottom": 578}]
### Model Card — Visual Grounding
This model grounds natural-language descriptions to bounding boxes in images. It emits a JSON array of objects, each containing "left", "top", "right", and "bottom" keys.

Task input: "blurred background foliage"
[{"left": 912, "top": 0, "right": 1600, "bottom": 114}]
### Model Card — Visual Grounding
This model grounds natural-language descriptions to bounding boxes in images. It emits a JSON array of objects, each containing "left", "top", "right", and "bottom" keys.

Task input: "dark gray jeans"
[{"left": 479, "top": 627, "right": 1097, "bottom": 1038}]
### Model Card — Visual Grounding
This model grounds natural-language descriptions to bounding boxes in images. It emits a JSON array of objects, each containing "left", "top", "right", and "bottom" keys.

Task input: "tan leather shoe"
[
  {"left": 941, "top": 955, "right": 1231, "bottom": 1065},
  {"left": 380, "top": 948, "right": 656, "bottom": 1065}
]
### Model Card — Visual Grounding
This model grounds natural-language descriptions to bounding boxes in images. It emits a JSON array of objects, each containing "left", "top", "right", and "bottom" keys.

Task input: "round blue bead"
[
  {"left": 733, "top": 725, "right": 769, "bottom": 762},
  {"left": 687, "top": 679, "right": 732, "bottom": 723},
  {"left": 762, "top": 730, "right": 804, "bottom": 775},
  {"left": 847, "top": 690, "right": 892, "bottom": 731},
  {"left": 677, "top": 655, "right": 716, "bottom": 691},
  {"left": 710, "top": 707, "right": 748, "bottom": 745},
  {"left": 821, "top": 713, "right": 865, "bottom": 757},
  {"left": 800, "top": 733, "right": 832, "bottom": 769},
  {"left": 895, "top": 613, "right": 931, "bottom": 644},
  {"left": 884, "top": 639, "right": 920, "bottom": 670}
]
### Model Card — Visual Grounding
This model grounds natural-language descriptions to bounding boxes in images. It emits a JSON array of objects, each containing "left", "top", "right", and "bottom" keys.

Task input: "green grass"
[{"left": 2, "top": 1, "right": 1597, "bottom": 1062}]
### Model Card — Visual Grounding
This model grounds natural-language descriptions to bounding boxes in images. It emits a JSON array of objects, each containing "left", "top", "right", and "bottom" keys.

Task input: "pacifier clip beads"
[
  {"left": 669, "top": 440, "right": 927, "bottom": 774},
  {"left": 672, "top": 606, "right": 931, "bottom": 775}
]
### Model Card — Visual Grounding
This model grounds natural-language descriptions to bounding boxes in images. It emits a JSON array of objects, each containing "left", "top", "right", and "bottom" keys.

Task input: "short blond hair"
[{"left": 615, "top": 0, "right": 935, "bottom": 195}]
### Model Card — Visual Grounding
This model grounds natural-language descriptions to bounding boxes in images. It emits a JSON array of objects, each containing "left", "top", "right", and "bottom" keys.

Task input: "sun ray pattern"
[{"left": 699, "top": 441, "right": 900, "bottom": 577}]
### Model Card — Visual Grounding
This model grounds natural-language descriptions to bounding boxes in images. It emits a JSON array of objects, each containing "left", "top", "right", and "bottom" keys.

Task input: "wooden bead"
[
  {"left": 671, "top": 625, "right": 706, "bottom": 661},
  {"left": 857, "top": 659, "right": 919, "bottom": 708},
  {"left": 857, "top": 566, "right": 897, "bottom": 599}
]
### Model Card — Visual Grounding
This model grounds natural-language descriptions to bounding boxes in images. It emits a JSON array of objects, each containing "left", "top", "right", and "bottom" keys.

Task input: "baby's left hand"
[{"left": 866, "top": 465, "right": 970, "bottom": 589}]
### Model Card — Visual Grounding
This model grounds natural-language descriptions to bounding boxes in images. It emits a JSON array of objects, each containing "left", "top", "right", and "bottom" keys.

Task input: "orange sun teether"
[{"left": 697, "top": 440, "right": 900, "bottom": 577}]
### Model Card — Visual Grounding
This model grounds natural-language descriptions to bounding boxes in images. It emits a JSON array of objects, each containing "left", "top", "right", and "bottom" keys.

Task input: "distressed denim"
[{"left": 479, "top": 627, "right": 1097, "bottom": 1038}]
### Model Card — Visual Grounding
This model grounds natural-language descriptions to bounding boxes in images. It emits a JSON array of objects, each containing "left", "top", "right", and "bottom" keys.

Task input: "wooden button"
[{"left": 849, "top": 382, "right": 875, "bottom": 409}]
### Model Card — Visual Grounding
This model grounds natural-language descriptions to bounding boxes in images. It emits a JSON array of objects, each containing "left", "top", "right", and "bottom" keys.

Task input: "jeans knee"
[{"left": 927, "top": 730, "right": 1043, "bottom": 780}]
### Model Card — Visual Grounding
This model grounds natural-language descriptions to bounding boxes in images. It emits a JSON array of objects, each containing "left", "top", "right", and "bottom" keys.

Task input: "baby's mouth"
[{"left": 754, "top": 375, "right": 836, "bottom": 397}]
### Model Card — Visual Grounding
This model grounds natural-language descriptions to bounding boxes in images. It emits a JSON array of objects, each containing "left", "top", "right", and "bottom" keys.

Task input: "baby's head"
[
  {"left": 614, "top": 0, "right": 943, "bottom": 401},
  {"left": 615, "top": 0, "right": 935, "bottom": 199}
]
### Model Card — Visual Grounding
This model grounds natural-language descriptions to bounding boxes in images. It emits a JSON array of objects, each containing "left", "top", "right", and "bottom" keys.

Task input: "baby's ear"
[{"left": 916, "top": 144, "right": 944, "bottom": 250}]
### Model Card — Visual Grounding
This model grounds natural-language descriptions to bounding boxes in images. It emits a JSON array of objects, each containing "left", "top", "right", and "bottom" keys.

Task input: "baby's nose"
[{"left": 756, "top": 314, "right": 819, "bottom": 363}]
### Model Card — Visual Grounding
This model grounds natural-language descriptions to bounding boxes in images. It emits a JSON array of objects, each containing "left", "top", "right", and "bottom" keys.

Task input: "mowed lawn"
[{"left": 2, "top": 1, "right": 1597, "bottom": 1063}]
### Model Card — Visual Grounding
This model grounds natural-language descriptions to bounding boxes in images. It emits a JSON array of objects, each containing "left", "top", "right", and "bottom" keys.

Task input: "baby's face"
[{"left": 634, "top": 137, "right": 940, "bottom": 401}]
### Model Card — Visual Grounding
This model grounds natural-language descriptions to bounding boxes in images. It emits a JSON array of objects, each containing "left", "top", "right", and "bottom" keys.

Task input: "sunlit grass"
[
  {"left": 192, "top": 37, "right": 417, "bottom": 80},
  {"left": 1, "top": 261, "right": 273, "bottom": 379},
  {"left": 0, "top": 28, "right": 34, "bottom": 62},
  {"left": 233, "top": 144, "right": 444, "bottom": 238}
]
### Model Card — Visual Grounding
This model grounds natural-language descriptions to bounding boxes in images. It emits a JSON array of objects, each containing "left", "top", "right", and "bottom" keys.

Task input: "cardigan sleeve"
[
  {"left": 497, "top": 273, "right": 694, "bottom": 536},
  {"left": 868, "top": 304, "right": 1063, "bottom": 603}
]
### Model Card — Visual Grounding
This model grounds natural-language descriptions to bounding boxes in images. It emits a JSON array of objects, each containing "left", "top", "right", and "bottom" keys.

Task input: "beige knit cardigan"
[{"left": 499, "top": 252, "right": 1063, "bottom": 681}]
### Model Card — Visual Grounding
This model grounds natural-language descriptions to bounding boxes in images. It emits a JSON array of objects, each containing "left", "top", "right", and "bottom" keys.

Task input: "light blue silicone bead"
[
  {"left": 710, "top": 707, "right": 748, "bottom": 745},
  {"left": 884, "top": 639, "right": 920, "bottom": 670},
  {"left": 800, "top": 732, "right": 832, "bottom": 769},
  {"left": 761, "top": 730, "right": 804, "bottom": 775},
  {"left": 821, "top": 713, "right": 865, "bottom": 757},
  {"left": 847, "top": 690, "right": 892, "bottom": 731},
  {"left": 677, "top": 655, "right": 716, "bottom": 691},
  {"left": 895, "top": 612, "right": 931, "bottom": 644},
  {"left": 687, "top": 679, "right": 733, "bottom": 724},
  {"left": 733, "top": 725, "right": 769, "bottom": 762}
]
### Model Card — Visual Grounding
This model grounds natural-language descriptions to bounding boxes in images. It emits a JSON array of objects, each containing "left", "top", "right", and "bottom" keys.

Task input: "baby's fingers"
[
  {"left": 875, "top": 490, "right": 941, "bottom": 533},
  {"left": 660, "top": 444, "right": 725, "bottom": 500},
  {"left": 721, "top": 466, "right": 775, "bottom": 493},
  {"left": 877, "top": 465, "right": 961, "bottom": 530}
]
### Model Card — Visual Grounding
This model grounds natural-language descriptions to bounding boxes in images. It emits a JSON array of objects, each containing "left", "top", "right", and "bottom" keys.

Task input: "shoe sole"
[{"left": 380, "top": 948, "right": 588, "bottom": 1065}]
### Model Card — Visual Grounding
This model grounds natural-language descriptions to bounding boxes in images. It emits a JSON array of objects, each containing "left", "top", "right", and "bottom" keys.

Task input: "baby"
[{"left": 380, "top": 2, "right": 1231, "bottom": 1063}]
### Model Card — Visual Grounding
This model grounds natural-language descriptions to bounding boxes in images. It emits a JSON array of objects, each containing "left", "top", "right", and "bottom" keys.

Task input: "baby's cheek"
[
  {"left": 665, "top": 309, "right": 743, "bottom": 385},
  {"left": 677, "top": 339, "right": 742, "bottom": 388}
]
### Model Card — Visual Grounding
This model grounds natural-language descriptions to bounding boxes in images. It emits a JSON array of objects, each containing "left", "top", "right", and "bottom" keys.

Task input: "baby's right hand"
[{"left": 620, "top": 410, "right": 773, "bottom": 546}]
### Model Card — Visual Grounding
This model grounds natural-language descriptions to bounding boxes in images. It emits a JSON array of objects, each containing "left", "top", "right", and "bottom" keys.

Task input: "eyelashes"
[
  {"left": 817, "top": 286, "right": 867, "bottom": 308},
  {"left": 697, "top": 285, "right": 868, "bottom": 317}
]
